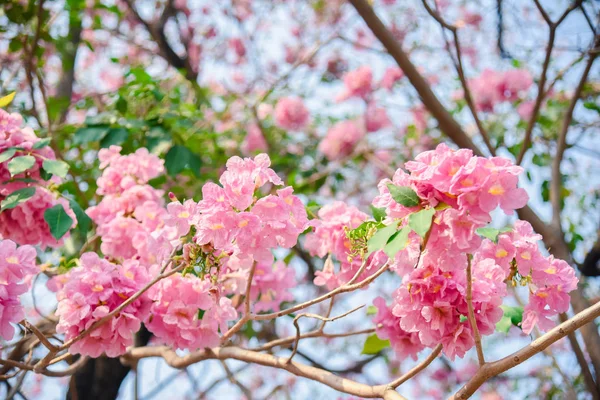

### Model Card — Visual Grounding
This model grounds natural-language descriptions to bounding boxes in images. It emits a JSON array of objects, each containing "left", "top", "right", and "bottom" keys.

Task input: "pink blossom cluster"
[
  {"left": 468, "top": 69, "right": 533, "bottom": 112},
  {"left": 55, "top": 253, "right": 152, "bottom": 357},
  {"left": 274, "top": 97, "right": 310, "bottom": 131},
  {"left": 145, "top": 273, "right": 237, "bottom": 350},
  {"left": 336, "top": 66, "right": 373, "bottom": 101},
  {"left": 86, "top": 146, "right": 173, "bottom": 265},
  {"left": 305, "top": 201, "right": 386, "bottom": 289},
  {"left": 372, "top": 297, "right": 423, "bottom": 361},
  {"left": 191, "top": 154, "right": 309, "bottom": 263},
  {"left": 144, "top": 154, "right": 305, "bottom": 348},
  {"left": 0, "top": 109, "right": 76, "bottom": 248},
  {"left": 318, "top": 120, "right": 365, "bottom": 161},
  {"left": 366, "top": 144, "right": 577, "bottom": 360},
  {"left": 249, "top": 261, "right": 297, "bottom": 313},
  {"left": 0, "top": 240, "right": 37, "bottom": 340},
  {"left": 479, "top": 223, "right": 578, "bottom": 334}
]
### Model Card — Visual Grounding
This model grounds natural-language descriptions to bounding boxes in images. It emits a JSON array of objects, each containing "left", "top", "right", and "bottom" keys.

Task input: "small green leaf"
[
  {"left": 42, "top": 160, "right": 70, "bottom": 178},
  {"left": 32, "top": 138, "right": 52, "bottom": 149},
  {"left": 100, "top": 127, "right": 129, "bottom": 148},
  {"left": 116, "top": 97, "right": 128, "bottom": 114},
  {"left": 362, "top": 334, "right": 390, "bottom": 355},
  {"left": 367, "top": 221, "right": 399, "bottom": 255},
  {"left": 496, "top": 305, "right": 523, "bottom": 333},
  {"left": 370, "top": 205, "right": 387, "bottom": 222},
  {"left": 476, "top": 227, "right": 512, "bottom": 243},
  {"left": 44, "top": 204, "right": 73, "bottom": 240},
  {"left": 0, "top": 148, "right": 17, "bottom": 163},
  {"left": 583, "top": 101, "right": 600, "bottom": 113},
  {"left": 459, "top": 315, "right": 468, "bottom": 323},
  {"left": 8, "top": 155, "right": 35, "bottom": 176},
  {"left": 386, "top": 184, "right": 420, "bottom": 207},
  {"left": 69, "top": 199, "right": 92, "bottom": 237},
  {"left": 197, "top": 309, "right": 206, "bottom": 320},
  {"left": 408, "top": 208, "right": 436, "bottom": 238},
  {"left": 165, "top": 145, "right": 202, "bottom": 176},
  {"left": 366, "top": 305, "right": 378, "bottom": 316},
  {"left": 0, "top": 187, "right": 36, "bottom": 211},
  {"left": 384, "top": 225, "right": 412, "bottom": 258},
  {"left": 73, "top": 126, "right": 110, "bottom": 144}
]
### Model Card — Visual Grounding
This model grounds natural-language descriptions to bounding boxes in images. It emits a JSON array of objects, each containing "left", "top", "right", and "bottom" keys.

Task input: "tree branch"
[{"left": 451, "top": 298, "right": 600, "bottom": 399}]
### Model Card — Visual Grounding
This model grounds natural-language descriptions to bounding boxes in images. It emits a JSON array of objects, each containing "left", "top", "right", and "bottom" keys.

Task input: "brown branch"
[
  {"left": 253, "top": 328, "right": 375, "bottom": 352},
  {"left": 516, "top": 0, "right": 583, "bottom": 164},
  {"left": 287, "top": 305, "right": 364, "bottom": 363},
  {"left": 465, "top": 255, "right": 485, "bottom": 365},
  {"left": 559, "top": 313, "right": 600, "bottom": 399},
  {"left": 125, "top": 345, "right": 408, "bottom": 399},
  {"left": 219, "top": 360, "right": 253, "bottom": 400},
  {"left": 451, "top": 298, "right": 600, "bottom": 399},
  {"left": 388, "top": 344, "right": 442, "bottom": 388},
  {"left": 123, "top": 0, "right": 198, "bottom": 82},
  {"left": 550, "top": 48, "right": 598, "bottom": 231}
]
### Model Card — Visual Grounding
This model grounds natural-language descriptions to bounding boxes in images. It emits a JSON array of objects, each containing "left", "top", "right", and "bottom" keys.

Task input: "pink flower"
[
  {"left": 165, "top": 199, "right": 198, "bottom": 237},
  {"left": 243, "top": 124, "right": 268, "bottom": 154},
  {"left": 336, "top": 66, "right": 373, "bottom": 101},
  {"left": 365, "top": 104, "right": 391, "bottom": 132},
  {"left": 498, "top": 69, "right": 533, "bottom": 102},
  {"left": 146, "top": 274, "right": 237, "bottom": 350},
  {"left": 56, "top": 254, "right": 152, "bottom": 357},
  {"left": 318, "top": 120, "right": 365, "bottom": 161},
  {"left": 0, "top": 240, "right": 37, "bottom": 340},
  {"left": 274, "top": 97, "right": 310, "bottom": 131},
  {"left": 380, "top": 67, "right": 404, "bottom": 91},
  {"left": 373, "top": 297, "right": 424, "bottom": 361},
  {"left": 460, "top": 10, "right": 483, "bottom": 29},
  {"left": 249, "top": 261, "right": 296, "bottom": 313},
  {"left": 517, "top": 101, "right": 535, "bottom": 120}
]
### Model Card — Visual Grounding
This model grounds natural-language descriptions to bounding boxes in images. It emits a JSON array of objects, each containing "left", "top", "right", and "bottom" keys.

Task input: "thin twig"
[
  {"left": 287, "top": 305, "right": 365, "bottom": 363},
  {"left": 466, "top": 255, "right": 485, "bottom": 365}
]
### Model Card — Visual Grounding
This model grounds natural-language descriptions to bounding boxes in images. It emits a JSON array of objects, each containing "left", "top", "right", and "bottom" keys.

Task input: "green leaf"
[
  {"left": 384, "top": 225, "right": 411, "bottom": 258},
  {"left": 583, "top": 101, "right": 600, "bottom": 113},
  {"left": 366, "top": 305, "right": 378, "bottom": 316},
  {"left": 47, "top": 96, "right": 70, "bottom": 122},
  {"left": 32, "top": 138, "right": 51, "bottom": 149},
  {"left": 115, "top": 97, "right": 128, "bottom": 114},
  {"left": 476, "top": 227, "right": 512, "bottom": 243},
  {"left": 0, "top": 187, "right": 36, "bottom": 211},
  {"left": 367, "top": 221, "right": 399, "bottom": 255},
  {"left": 42, "top": 160, "right": 70, "bottom": 178},
  {"left": 459, "top": 315, "right": 468, "bottom": 323},
  {"left": 100, "top": 127, "right": 129, "bottom": 148},
  {"left": 370, "top": 205, "right": 387, "bottom": 222},
  {"left": 386, "top": 184, "right": 420, "bottom": 207},
  {"left": 69, "top": 199, "right": 92, "bottom": 237},
  {"left": 0, "top": 148, "right": 17, "bottom": 163},
  {"left": 44, "top": 205, "right": 74, "bottom": 240},
  {"left": 496, "top": 305, "right": 524, "bottom": 333},
  {"left": 362, "top": 334, "right": 390, "bottom": 355},
  {"left": 73, "top": 126, "right": 110, "bottom": 144},
  {"left": 8, "top": 155, "right": 35, "bottom": 176},
  {"left": 165, "top": 145, "right": 202, "bottom": 176},
  {"left": 408, "top": 208, "right": 436, "bottom": 238}
]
